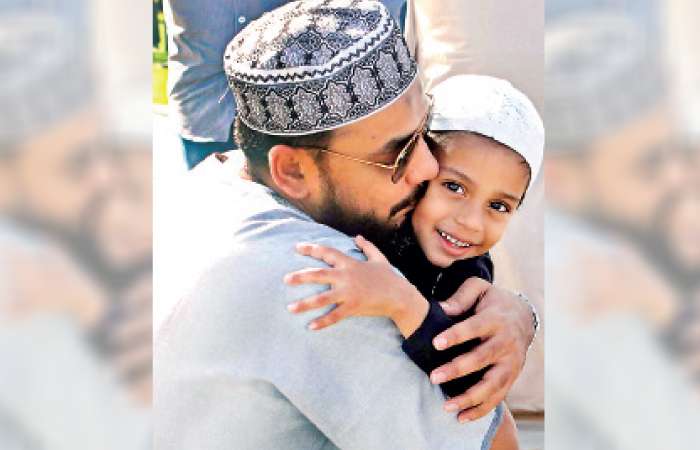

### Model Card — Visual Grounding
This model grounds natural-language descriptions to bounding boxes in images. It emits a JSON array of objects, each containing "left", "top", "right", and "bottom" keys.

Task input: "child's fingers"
[
  {"left": 287, "top": 291, "right": 336, "bottom": 314},
  {"left": 296, "top": 242, "right": 351, "bottom": 268},
  {"left": 308, "top": 305, "right": 349, "bottom": 330},
  {"left": 354, "top": 235, "right": 388, "bottom": 263},
  {"left": 283, "top": 267, "right": 335, "bottom": 286}
]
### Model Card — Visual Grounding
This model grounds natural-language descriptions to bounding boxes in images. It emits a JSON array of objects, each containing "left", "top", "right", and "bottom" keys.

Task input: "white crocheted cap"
[{"left": 429, "top": 75, "right": 544, "bottom": 193}]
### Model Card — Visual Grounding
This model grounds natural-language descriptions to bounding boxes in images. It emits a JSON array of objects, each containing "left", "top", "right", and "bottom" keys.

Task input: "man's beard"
[
  {"left": 314, "top": 173, "right": 428, "bottom": 248},
  {"left": 11, "top": 189, "right": 150, "bottom": 293},
  {"left": 581, "top": 187, "right": 700, "bottom": 290},
  {"left": 647, "top": 190, "right": 700, "bottom": 288}
]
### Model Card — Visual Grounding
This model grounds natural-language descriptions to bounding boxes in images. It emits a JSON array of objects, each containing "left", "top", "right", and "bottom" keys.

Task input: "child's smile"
[
  {"left": 436, "top": 227, "right": 476, "bottom": 254},
  {"left": 412, "top": 132, "right": 530, "bottom": 268}
]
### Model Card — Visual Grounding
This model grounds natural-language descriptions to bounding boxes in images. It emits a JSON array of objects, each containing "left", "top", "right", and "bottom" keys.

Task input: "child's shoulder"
[
  {"left": 446, "top": 253, "right": 494, "bottom": 283},
  {"left": 433, "top": 254, "right": 495, "bottom": 301}
]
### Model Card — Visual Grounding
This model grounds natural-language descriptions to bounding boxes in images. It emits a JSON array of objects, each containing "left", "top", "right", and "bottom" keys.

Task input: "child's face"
[{"left": 412, "top": 132, "right": 530, "bottom": 268}]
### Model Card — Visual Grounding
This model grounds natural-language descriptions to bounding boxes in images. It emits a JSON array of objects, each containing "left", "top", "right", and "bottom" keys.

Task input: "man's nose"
[
  {"left": 88, "top": 154, "right": 117, "bottom": 192},
  {"left": 404, "top": 135, "right": 438, "bottom": 186}
]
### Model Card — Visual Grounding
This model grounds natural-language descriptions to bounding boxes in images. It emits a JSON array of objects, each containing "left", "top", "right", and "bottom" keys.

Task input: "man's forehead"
[
  {"left": 17, "top": 108, "right": 100, "bottom": 160},
  {"left": 591, "top": 107, "right": 671, "bottom": 163}
]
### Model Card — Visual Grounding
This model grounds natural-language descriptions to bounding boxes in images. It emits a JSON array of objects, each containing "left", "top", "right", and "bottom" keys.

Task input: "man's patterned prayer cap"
[
  {"left": 545, "top": 11, "right": 663, "bottom": 152},
  {"left": 224, "top": 0, "right": 417, "bottom": 136},
  {"left": 1, "top": 6, "right": 91, "bottom": 153}
]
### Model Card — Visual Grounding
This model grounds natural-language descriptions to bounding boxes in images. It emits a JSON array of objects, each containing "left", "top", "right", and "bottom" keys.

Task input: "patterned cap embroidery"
[{"left": 224, "top": 0, "right": 418, "bottom": 135}]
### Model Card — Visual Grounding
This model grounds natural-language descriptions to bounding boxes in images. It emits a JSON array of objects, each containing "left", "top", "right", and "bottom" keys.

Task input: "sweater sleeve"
[
  {"left": 401, "top": 302, "right": 489, "bottom": 398},
  {"left": 401, "top": 254, "right": 495, "bottom": 398}
]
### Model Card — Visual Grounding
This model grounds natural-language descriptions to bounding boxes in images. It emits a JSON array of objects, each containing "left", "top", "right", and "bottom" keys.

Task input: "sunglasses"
[{"left": 306, "top": 96, "right": 433, "bottom": 183}]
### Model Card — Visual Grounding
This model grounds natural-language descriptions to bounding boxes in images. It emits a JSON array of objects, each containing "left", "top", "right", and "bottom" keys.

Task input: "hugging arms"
[{"left": 285, "top": 235, "right": 536, "bottom": 422}]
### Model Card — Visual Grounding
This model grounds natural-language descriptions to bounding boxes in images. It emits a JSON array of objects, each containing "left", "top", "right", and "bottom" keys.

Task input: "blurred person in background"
[
  {"left": 544, "top": 4, "right": 686, "bottom": 325},
  {"left": 88, "top": 143, "right": 154, "bottom": 406},
  {"left": 653, "top": 159, "right": 700, "bottom": 385},
  {"left": 544, "top": 2, "right": 700, "bottom": 448},
  {"left": 163, "top": 0, "right": 406, "bottom": 169},
  {"left": 0, "top": 2, "right": 109, "bottom": 336},
  {"left": 0, "top": 6, "right": 153, "bottom": 404},
  {"left": 0, "top": 1, "right": 152, "bottom": 448}
]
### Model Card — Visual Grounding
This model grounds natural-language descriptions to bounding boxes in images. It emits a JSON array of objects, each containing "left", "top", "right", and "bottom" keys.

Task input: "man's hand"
[{"left": 429, "top": 278, "right": 534, "bottom": 422}]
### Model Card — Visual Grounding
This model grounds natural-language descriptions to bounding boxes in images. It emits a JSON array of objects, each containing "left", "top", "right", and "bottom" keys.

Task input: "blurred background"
[
  {"left": 1, "top": 0, "right": 698, "bottom": 449},
  {"left": 0, "top": 0, "right": 151, "bottom": 448},
  {"left": 544, "top": 0, "right": 700, "bottom": 448}
]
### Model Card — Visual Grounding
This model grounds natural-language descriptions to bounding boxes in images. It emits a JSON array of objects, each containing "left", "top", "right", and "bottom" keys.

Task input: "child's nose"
[{"left": 454, "top": 203, "right": 484, "bottom": 235}]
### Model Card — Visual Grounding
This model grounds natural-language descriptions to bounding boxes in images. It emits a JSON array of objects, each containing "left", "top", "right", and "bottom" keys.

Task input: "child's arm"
[
  {"left": 284, "top": 235, "right": 430, "bottom": 338},
  {"left": 400, "top": 302, "right": 490, "bottom": 399}
]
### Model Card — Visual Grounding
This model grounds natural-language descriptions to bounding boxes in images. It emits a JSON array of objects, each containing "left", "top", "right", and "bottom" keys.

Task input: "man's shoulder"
[
  {"left": 174, "top": 157, "right": 361, "bottom": 302},
  {"left": 189, "top": 154, "right": 358, "bottom": 256},
  {"left": 158, "top": 168, "right": 364, "bottom": 359}
]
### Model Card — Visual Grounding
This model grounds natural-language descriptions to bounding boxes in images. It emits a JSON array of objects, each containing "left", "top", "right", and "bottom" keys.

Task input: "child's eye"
[
  {"left": 442, "top": 181, "right": 464, "bottom": 195},
  {"left": 490, "top": 201, "right": 511, "bottom": 213}
]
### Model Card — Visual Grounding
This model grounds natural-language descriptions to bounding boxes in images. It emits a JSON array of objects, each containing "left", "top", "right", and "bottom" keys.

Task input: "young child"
[{"left": 284, "top": 75, "right": 543, "bottom": 449}]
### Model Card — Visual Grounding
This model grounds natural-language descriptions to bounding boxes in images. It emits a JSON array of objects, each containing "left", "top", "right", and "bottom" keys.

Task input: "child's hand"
[{"left": 284, "top": 235, "right": 428, "bottom": 336}]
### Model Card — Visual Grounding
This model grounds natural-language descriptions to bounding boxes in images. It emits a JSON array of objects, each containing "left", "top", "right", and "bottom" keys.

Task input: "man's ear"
[{"left": 268, "top": 144, "right": 315, "bottom": 200}]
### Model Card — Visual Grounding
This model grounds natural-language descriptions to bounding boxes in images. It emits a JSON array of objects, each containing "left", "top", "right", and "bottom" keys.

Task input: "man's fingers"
[
  {"left": 430, "top": 339, "right": 502, "bottom": 384},
  {"left": 284, "top": 267, "right": 335, "bottom": 286},
  {"left": 438, "top": 300, "right": 462, "bottom": 316},
  {"left": 354, "top": 235, "right": 388, "bottom": 263},
  {"left": 456, "top": 401, "right": 500, "bottom": 423},
  {"left": 287, "top": 291, "right": 336, "bottom": 314},
  {"left": 308, "top": 305, "right": 348, "bottom": 330},
  {"left": 442, "top": 277, "right": 490, "bottom": 316},
  {"left": 456, "top": 366, "right": 510, "bottom": 422},
  {"left": 443, "top": 381, "right": 493, "bottom": 413},
  {"left": 433, "top": 315, "right": 492, "bottom": 350},
  {"left": 443, "top": 365, "right": 510, "bottom": 417},
  {"left": 295, "top": 242, "right": 350, "bottom": 268}
]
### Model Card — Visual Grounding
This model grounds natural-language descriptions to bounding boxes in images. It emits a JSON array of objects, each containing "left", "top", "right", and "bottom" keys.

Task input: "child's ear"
[{"left": 268, "top": 145, "right": 316, "bottom": 200}]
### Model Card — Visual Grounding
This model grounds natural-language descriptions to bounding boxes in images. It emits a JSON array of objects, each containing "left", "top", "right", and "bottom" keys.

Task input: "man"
[
  {"left": 0, "top": 2, "right": 151, "bottom": 448},
  {"left": 544, "top": 7, "right": 700, "bottom": 449},
  {"left": 155, "top": 2, "right": 536, "bottom": 448}
]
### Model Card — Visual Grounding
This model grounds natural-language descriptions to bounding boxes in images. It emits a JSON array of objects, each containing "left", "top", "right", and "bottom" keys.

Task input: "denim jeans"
[{"left": 181, "top": 134, "right": 237, "bottom": 169}]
